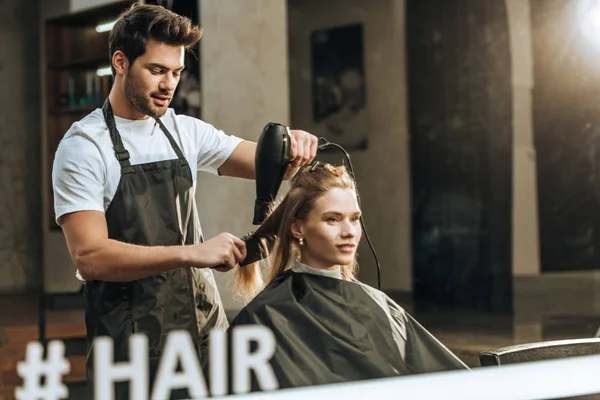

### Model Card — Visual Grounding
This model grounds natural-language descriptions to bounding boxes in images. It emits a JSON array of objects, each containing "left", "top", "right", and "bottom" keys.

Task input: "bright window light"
[
  {"left": 96, "top": 66, "right": 112, "bottom": 77},
  {"left": 580, "top": 1, "right": 600, "bottom": 48},
  {"left": 96, "top": 20, "right": 116, "bottom": 33}
]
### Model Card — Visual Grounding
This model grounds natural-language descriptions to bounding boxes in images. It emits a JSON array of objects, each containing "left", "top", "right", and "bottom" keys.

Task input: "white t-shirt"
[{"left": 52, "top": 107, "right": 243, "bottom": 225}]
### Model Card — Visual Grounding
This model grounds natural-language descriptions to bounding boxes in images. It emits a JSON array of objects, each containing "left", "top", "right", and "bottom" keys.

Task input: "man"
[{"left": 52, "top": 4, "right": 317, "bottom": 398}]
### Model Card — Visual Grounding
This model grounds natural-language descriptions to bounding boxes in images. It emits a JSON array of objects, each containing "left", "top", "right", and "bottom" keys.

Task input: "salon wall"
[
  {"left": 0, "top": 0, "right": 42, "bottom": 294},
  {"left": 287, "top": 0, "right": 412, "bottom": 292},
  {"left": 286, "top": 0, "right": 539, "bottom": 291},
  {"left": 196, "top": 0, "right": 290, "bottom": 312}
]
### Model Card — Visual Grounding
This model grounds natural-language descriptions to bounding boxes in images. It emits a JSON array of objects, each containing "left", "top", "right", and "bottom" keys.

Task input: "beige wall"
[
  {"left": 287, "top": 0, "right": 412, "bottom": 291},
  {"left": 506, "top": 0, "right": 541, "bottom": 276},
  {"left": 197, "top": 0, "right": 290, "bottom": 311}
]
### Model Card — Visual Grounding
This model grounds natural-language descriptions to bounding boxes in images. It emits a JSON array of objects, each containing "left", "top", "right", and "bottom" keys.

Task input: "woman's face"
[{"left": 293, "top": 187, "right": 362, "bottom": 270}]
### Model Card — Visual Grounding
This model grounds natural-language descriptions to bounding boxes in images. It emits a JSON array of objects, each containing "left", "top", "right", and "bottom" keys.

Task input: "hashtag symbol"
[{"left": 14, "top": 341, "right": 71, "bottom": 400}]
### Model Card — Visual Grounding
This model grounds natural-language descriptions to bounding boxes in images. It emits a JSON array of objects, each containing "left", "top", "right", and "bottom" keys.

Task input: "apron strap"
[
  {"left": 154, "top": 117, "right": 186, "bottom": 161},
  {"left": 102, "top": 99, "right": 132, "bottom": 168},
  {"left": 102, "top": 99, "right": 187, "bottom": 166}
]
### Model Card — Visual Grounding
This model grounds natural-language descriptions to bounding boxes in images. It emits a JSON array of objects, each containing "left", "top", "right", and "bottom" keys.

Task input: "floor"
[
  {"left": 419, "top": 271, "right": 600, "bottom": 367},
  {"left": 3, "top": 272, "right": 600, "bottom": 362},
  {"left": 1, "top": 271, "right": 600, "bottom": 398}
]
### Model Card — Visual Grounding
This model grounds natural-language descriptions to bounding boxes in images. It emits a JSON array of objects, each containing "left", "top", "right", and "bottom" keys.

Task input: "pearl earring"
[{"left": 299, "top": 238, "right": 304, "bottom": 246}]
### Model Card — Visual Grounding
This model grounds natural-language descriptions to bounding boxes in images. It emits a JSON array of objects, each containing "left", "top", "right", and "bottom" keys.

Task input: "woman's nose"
[{"left": 341, "top": 220, "right": 357, "bottom": 237}]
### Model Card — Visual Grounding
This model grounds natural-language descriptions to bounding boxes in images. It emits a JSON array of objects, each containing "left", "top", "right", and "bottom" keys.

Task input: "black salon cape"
[{"left": 223, "top": 271, "right": 468, "bottom": 393}]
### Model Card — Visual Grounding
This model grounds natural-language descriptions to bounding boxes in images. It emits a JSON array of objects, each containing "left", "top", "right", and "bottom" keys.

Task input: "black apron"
[{"left": 84, "top": 100, "right": 228, "bottom": 399}]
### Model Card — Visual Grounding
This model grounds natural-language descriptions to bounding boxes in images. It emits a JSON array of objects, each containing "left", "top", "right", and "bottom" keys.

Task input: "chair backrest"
[
  {"left": 480, "top": 338, "right": 600, "bottom": 366},
  {"left": 38, "top": 290, "right": 89, "bottom": 398}
]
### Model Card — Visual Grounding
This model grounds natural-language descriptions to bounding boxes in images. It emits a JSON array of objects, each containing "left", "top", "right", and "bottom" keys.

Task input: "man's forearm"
[{"left": 74, "top": 238, "right": 189, "bottom": 282}]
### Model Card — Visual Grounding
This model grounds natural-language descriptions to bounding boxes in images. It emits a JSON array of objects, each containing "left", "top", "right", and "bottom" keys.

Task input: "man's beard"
[{"left": 124, "top": 71, "right": 169, "bottom": 118}]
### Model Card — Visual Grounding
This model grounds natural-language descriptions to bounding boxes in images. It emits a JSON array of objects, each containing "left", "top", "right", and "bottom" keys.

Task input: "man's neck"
[{"left": 108, "top": 83, "right": 149, "bottom": 120}]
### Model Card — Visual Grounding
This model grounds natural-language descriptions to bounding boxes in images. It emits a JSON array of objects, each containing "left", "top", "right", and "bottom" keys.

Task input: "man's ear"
[
  {"left": 290, "top": 221, "right": 304, "bottom": 239},
  {"left": 112, "top": 50, "right": 129, "bottom": 76}
]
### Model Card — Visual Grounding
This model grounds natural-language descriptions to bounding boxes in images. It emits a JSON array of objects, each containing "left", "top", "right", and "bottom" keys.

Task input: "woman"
[{"left": 228, "top": 163, "right": 468, "bottom": 391}]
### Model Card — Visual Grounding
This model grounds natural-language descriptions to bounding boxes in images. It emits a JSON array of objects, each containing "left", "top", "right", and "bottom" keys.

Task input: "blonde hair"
[{"left": 233, "top": 163, "right": 359, "bottom": 302}]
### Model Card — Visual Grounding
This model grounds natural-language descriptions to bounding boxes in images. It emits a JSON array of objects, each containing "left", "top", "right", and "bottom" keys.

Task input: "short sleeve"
[
  {"left": 52, "top": 133, "right": 106, "bottom": 225},
  {"left": 193, "top": 119, "right": 243, "bottom": 175}
]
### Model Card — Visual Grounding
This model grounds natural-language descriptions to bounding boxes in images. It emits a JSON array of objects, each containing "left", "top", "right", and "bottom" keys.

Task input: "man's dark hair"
[{"left": 109, "top": 4, "right": 202, "bottom": 74}]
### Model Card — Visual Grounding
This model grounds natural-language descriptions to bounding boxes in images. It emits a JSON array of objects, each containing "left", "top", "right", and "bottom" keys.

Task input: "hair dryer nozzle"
[{"left": 253, "top": 199, "right": 272, "bottom": 226}]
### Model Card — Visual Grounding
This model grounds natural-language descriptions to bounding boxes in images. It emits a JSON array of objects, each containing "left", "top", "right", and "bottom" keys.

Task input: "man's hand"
[
  {"left": 284, "top": 130, "right": 319, "bottom": 180},
  {"left": 186, "top": 232, "right": 247, "bottom": 271},
  {"left": 217, "top": 129, "right": 319, "bottom": 181}
]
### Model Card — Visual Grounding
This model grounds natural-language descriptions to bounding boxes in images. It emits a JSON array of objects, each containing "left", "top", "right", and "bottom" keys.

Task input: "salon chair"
[{"left": 479, "top": 338, "right": 600, "bottom": 366}]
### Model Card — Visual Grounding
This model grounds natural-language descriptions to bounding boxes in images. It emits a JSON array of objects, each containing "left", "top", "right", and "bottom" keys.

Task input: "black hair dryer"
[
  {"left": 237, "top": 123, "right": 290, "bottom": 267},
  {"left": 252, "top": 122, "right": 291, "bottom": 225}
]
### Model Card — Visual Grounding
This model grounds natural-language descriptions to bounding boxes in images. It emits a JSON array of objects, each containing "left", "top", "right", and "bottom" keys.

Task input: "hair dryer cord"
[{"left": 317, "top": 138, "right": 382, "bottom": 291}]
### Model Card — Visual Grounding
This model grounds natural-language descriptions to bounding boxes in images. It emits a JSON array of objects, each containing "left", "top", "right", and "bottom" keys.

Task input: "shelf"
[
  {"left": 48, "top": 58, "right": 109, "bottom": 71},
  {"left": 44, "top": 1, "right": 135, "bottom": 232},
  {"left": 49, "top": 105, "right": 99, "bottom": 115},
  {"left": 46, "top": 0, "right": 133, "bottom": 27}
]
